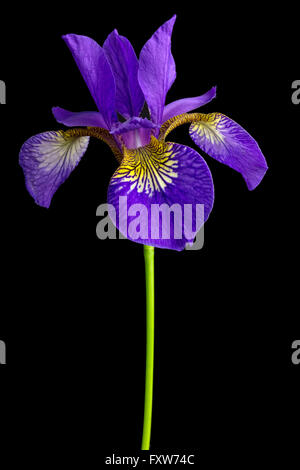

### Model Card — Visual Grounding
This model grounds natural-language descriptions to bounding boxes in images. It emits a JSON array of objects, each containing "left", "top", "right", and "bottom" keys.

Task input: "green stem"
[{"left": 141, "top": 245, "right": 155, "bottom": 450}]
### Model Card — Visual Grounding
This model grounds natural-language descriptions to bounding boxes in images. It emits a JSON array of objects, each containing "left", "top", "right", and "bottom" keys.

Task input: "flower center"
[{"left": 120, "top": 128, "right": 152, "bottom": 150}]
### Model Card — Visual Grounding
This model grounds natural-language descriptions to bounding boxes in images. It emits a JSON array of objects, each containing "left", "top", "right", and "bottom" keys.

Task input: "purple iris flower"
[{"left": 19, "top": 15, "right": 268, "bottom": 251}]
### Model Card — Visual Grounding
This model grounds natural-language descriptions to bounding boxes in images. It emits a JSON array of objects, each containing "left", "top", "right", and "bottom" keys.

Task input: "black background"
[{"left": 0, "top": 2, "right": 299, "bottom": 466}]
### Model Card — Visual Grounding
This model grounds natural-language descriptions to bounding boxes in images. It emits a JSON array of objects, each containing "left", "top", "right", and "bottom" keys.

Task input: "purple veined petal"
[
  {"left": 162, "top": 86, "right": 217, "bottom": 123},
  {"left": 52, "top": 107, "right": 109, "bottom": 129},
  {"left": 19, "top": 131, "right": 89, "bottom": 208},
  {"left": 138, "top": 16, "right": 176, "bottom": 128},
  {"left": 62, "top": 34, "right": 117, "bottom": 129},
  {"left": 107, "top": 137, "right": 214, "bottom": 251},
  {"left": 189, "top": 113, "right": 268, "bottom": 190},
  {"left": 103, "top": 30, "right": 144, "bottom": 119}
]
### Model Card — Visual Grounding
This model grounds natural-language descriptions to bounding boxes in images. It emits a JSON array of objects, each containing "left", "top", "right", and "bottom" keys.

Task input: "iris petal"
[
  {"left": 103, "top": 30, "right": 144, "bottom": 119},
  {"left": 107, "top": 136, "right": 214, "bottom": 250},
  {"left": 62, "top": 34, "right": 117, "bottom": 129},
  {"left": 162, "top": 86, "right": 217, "bottom": 123},
  {"left": 52, "top": 107, "right": 108, "bottom": 129},
  {"left": 189, "top": 113, "right": 268, "bottom": 190},
  {"left": 138, "top": 16, "right": 176, "bottom": 127},
  {"left": 19, "top": 131, "right": 89, "bottom": 208}
]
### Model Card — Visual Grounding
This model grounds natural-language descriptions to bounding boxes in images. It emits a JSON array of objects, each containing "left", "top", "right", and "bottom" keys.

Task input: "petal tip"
[
  {"left": 166, "top": 14, "right": 177, "bottom": 31},
  {"left": 247, "top": 164, "right": 269, "bottom": 191},
  {"left": 62, "top": 33, "right": 73, "bottom": 42}
]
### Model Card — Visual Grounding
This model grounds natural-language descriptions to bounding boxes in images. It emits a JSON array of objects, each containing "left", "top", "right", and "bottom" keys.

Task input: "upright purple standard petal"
[
  {"left": 62, "top": 34, "right": 117, "bottom": 129},
  {"left": 107, "top": 137, "right": 214, "bottom": 250},
  {"left": 19, "top": 131, "right": 89, "bottom": 208},
  {"left": 189, "top": 113, "right": 268, "bottom": 190},
  {"left": 162, "top": 86, "right": 217, "bottom": 123},
  {"left": 103, "top": 30, "right": 144, "bottom": 119},
  {"left": 52, "top": 107, "right": 109, "bottom": 129},
  {"left": 138, "top": 16, "right": 176, "bottom": 127}
]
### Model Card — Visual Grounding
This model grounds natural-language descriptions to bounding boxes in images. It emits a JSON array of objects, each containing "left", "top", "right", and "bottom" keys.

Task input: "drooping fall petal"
[
  {"left": 189, "top": 113, "right": 268, "bottom": 190},
  {"left": 62, "top": 34, "right": 117, "bottom": 129},
  {"left": 19, "top": 131, "right": 89, "bottom": 208},
  {"left": 138, "top": 16, "right": 176, "bottom": 127},
  {"left": 103, "top": 30, "right": 144, "bottom": 119},
  {"left": 107, "top": 136, "right": 214, "bottom": 250}
]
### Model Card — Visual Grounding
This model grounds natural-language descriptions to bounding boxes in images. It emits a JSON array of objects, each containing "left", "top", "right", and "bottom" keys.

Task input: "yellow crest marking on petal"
[
  {"left": 189, "top": 113, "right": 225, "bottom": 146},
  {"left": 64, "top": 127, "right": 123, "bottom": 163},
  {"left": 159, "top": 112, "right": 223, "bottom": 142},
  {"left": 111, "top": 136, "right": 179, "bottom": 197}
]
